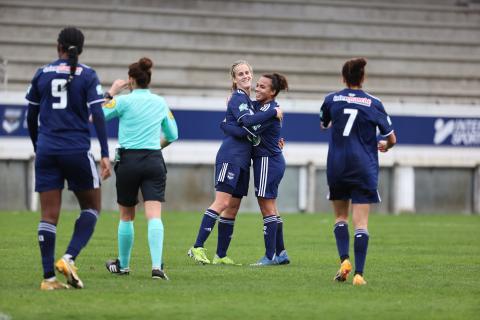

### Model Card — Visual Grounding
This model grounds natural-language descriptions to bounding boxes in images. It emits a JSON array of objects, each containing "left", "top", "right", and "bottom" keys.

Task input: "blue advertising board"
[{"left": 1, "top": 104, "right": 479, "bottom": 147}]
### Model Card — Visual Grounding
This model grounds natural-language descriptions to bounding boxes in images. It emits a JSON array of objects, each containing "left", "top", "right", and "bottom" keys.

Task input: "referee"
[{"left": 103, "top": 57, "right": 178, "bottom": 280}]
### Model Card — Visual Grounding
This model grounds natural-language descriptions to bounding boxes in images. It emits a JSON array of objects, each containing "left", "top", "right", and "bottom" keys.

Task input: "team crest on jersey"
[
  {"left": 103, "top": 99, "right": 116, "bottom": 109},
  {"left": 2, "top": 108, "right": 22, "bottom": 134},
  {"left": 238, "top": 103, "right": 249, "bottom": 112}
]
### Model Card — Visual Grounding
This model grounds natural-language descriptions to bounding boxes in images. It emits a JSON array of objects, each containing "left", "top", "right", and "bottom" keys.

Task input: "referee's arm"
[{"left": 160, "top": 109, "right": 178, "bottom": 149}]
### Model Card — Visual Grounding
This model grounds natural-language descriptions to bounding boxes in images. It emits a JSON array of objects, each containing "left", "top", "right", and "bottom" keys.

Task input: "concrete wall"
[
  {"left": 414, "top": 168, "right": 474, "bottom": 214},
  {"left": 1, "top": 160, "right": 476, "bottom": 214},
  {"left": 0, "top": 160, "right": 28, "bottom": 210}
]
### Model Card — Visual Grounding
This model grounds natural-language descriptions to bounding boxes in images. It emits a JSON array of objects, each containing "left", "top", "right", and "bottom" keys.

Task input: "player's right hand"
[
  {"left": 377, "top": 140, "right": 389, "bottom": 153},
  {"left": 100, "top": 157, "right": 112, "bottom": 180}
]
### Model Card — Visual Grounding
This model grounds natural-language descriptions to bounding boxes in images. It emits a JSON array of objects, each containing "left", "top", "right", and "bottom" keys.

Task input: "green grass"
[{"left": 0, "top": 211, "right": 479, "bottom": 320}]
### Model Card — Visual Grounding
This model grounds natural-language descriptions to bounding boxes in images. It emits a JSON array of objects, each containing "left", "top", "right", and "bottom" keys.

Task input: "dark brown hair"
[
  {"left": 262, "top": 73, "right": 288, "bottom": 97},
  {"left": 128, "top": 57, "right": 153, "bottom": 88},
  {"left": 342, "top": 58, "right": 367, "bottom": 87}
]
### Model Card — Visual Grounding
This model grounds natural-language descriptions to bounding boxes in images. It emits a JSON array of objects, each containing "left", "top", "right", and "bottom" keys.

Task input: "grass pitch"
[{"left": 0, "top": 211, "right": 479, "bottom": 320}]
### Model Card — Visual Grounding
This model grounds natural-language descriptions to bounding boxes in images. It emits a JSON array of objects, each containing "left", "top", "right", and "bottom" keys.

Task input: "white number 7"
[
  {"left": 343, "top": 108, "right": 358, "bottom": 136},
  {"left": 51, "top": 79, "right": 67, "bottom": 109}
]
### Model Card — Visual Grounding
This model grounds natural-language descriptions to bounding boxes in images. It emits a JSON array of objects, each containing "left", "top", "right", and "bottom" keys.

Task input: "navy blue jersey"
[
  {"left": 215, "top": 89, "right": 255, "bottom": 170},
  {"left": 251, "top": 100, "right": 282, "bottom": 158},
  {"left": 320, "top": 88, "right": 394, "bottom": 189},
  {"left": 26, "top": 59, "right": 106, "bottom": 155}
]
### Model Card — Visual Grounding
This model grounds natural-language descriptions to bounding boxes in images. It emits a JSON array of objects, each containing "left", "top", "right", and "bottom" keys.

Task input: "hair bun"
[
  {"left": 356, "top": 58, "right": 367, "bottom": 68},
  {"left": 138, "top": 57, "right": 153, "bottom": 71}
]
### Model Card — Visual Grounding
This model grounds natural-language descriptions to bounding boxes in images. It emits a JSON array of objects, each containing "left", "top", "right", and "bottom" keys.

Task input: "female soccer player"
[
  {"left": 103, "top": 57, "right": 178, "bottom": 280},
  {"left": 26, "top": 27, "right": 111, "bottom": 290},
  {"left": 187, "top": 60, "right": 283, "bottom": 265},
  {"left": 221, "top": 73, "right": 290, "bottom": 266},
  {"left": 320, "top": 58, "right": 396, "bottom": 285}
]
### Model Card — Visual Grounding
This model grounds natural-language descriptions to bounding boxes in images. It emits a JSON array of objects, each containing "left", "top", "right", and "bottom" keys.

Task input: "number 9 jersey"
[
  {"left": 25, "top": 59, "right": 105, "bottom": 155},
  {"left": 320, "top": 88, "right": 394, "bottom": 190}
]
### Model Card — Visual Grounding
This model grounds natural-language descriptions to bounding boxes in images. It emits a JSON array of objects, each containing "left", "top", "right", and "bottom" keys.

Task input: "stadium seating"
[{"left": 0, "top": 0, "right": 479, "bottom": 104}]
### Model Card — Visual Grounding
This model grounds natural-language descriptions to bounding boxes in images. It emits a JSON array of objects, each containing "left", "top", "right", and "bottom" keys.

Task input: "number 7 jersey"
[
  {"left": 320, "top": 88, "right": 394, "bottom": 189},
  {"left": 25, "top": 59, "right": 105, "bottom": 154}
]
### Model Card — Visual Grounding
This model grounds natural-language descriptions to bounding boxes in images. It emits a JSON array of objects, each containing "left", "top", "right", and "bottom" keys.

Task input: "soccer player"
[
  {"left": 221, "top": 73, "right": 290, "bottom": 266},
  {"left": 187, "top": 60, "right": 283, "bottom": 265},
  {"left": 320, "top": 58, "right": 396, "bottom": 285},
  {"left": 26, "top": 27, "right": 111, "bottom": 290},
  {"left": 103, "top": 57, "right": 178, "bottom": 280}
]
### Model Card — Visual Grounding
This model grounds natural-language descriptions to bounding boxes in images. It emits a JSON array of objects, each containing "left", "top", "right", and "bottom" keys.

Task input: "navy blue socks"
[
  {"left": 66, "top": 209, "right": 98, "bottom": 259},
  {"left": 38, "top": 221, "right": 56, "bottom": 279},
  {"left": 276, "top": 216, "right": 285, "bottom": 254},
  {"left": 334, "top": 221, "right": 350, "bottom": 261},
  {"left": 194, "top": 209, "right": 219, "bottom": 248},
  {"left": 216, "top": 217, "right": 235, "bottom": 258},
  {"left": 263, "top": 215, "right": 278, "bottom": 260},
  {"left": 354, "top": 229, "right": 369, "bottom": 275}
]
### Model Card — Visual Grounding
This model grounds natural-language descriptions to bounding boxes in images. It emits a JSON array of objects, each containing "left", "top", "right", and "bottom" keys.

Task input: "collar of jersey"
[{"left": 131, "top": 89, "right": 151, "bottom": 94}]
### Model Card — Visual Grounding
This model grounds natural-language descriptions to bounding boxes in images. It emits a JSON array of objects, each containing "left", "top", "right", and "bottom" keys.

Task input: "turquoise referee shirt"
[{"left": 103, "top": 89, "right": 178, "bottom": 149}]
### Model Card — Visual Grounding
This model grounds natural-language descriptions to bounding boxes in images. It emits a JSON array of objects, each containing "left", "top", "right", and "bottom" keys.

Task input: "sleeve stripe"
[
  {"left": 27, "top": 100, "right": 40, "bottom": 105},
  {"left": 381, "top": 130, "right": 395, "bottom": 137},
  {"left": 242, "top": 126, "right": 257, "bottom": 137},
  {"left": 87, "top": 98, "right": 105, "bottom": 107},
  {"left": 237, "top": 113, "right": 248, "bottom": 122}
]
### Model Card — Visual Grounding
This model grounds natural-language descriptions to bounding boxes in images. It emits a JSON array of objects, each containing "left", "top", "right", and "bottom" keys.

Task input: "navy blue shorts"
[
  {"left": 328, "top": 184, "right": 380, "bottom": 204},
  {"left": 35, "top": 151, "right": 100, "bottom": 192},
  {"left": 214, "top": 162, "right": 249, "bottom": 198},
  {"left": 253, "top": 154, "right": 285, "bottom": 199}
]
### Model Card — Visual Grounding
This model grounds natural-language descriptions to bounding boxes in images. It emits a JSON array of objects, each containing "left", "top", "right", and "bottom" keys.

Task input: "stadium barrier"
[{"left": 1, "top": 92, "right": 479, "bottom": 213}]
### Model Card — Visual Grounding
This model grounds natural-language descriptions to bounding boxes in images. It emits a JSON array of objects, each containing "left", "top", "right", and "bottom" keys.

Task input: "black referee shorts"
[{"left": 114, "top": 149, "right": 167, "bottom": 207}]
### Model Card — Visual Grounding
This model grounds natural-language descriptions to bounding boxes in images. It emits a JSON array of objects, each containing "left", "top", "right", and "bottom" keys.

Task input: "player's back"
[
  {"left": 321, "top": 88, "right": 386, "bottom": 188},
  {"left": 216, "top": 89, "right": 254, "bottom": 170},
  {"left": 26, "top": 59, "right": 102, "bottom": 154}
]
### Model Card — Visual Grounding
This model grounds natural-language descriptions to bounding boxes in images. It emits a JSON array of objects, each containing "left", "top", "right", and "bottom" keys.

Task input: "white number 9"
[{"left": 51, "top": 79, "right": 67, "bottom": 109}]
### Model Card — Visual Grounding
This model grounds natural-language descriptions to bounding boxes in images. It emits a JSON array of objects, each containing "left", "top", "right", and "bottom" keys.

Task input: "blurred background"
[{"left": 0, "top": 0, "right": 479, "bottom": 214}]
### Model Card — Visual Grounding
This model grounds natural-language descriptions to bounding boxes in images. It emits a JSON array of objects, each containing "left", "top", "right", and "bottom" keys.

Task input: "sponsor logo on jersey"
[
  {"left": 42, "top": 64, "right": 83, "bottom": 75},
  {"left": 247, "top": 134, "right": 261, "bottom": 146},
  {"left": 2, "top": 108, "right": 22, "bottom": 134},
  {"left": 333, "top": 95, "right": 371, "bottom": 107},
  {"left": 103, "top": 99, "right": 116, "bottom": 109},
  {"left": 434, "top": 118, "right": 480, "bottom": 146}
]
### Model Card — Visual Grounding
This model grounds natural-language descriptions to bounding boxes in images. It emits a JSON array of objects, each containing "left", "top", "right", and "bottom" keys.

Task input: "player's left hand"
[{"left": 100, "top": 157, "right": 112, "bottom": 180}]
